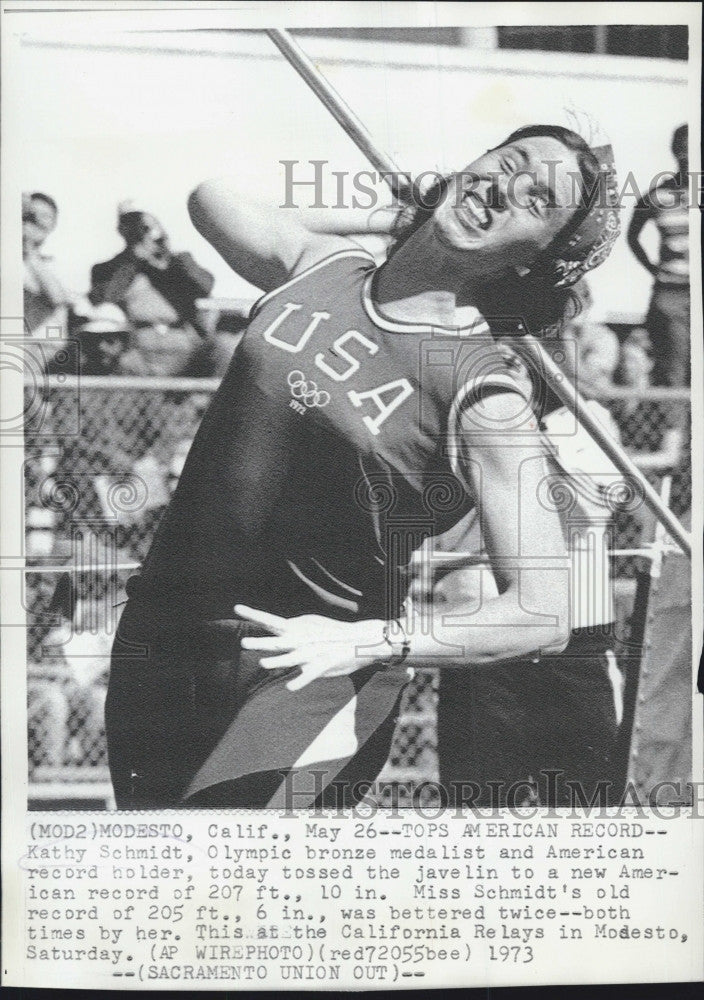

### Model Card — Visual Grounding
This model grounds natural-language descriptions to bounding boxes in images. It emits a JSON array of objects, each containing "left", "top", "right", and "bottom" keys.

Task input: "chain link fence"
[{"left": 23, "top": 379, "right": 691, "bottom": 808}]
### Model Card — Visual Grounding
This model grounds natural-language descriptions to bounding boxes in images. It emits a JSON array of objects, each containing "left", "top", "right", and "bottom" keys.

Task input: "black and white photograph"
[{"left": 2, "top": 1, "right": 702, "bottom": 990}]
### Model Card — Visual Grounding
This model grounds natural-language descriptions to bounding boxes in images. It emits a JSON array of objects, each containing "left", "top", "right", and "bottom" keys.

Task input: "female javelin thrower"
[{"left": 106, "top": 124, "right": 620, "bottom": 809}]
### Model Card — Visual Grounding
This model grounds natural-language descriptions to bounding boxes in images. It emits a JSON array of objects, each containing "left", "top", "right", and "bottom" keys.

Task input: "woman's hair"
[{"left": 387, "top": 124, "right": 602, "bottom": 337}]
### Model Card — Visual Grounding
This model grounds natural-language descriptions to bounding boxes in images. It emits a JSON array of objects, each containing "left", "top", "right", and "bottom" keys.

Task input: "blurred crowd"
[
  {"left": 23, "top": 195, "right": 248, "bottom": 378},
  {"left": 27, "top": 565, "right": 111, "bottom": 772}
]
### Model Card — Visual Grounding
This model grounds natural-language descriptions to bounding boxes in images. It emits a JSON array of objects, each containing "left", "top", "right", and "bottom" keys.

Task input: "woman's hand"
[{"left": 236, "top": 604, "right": 386, "bottom": 692}]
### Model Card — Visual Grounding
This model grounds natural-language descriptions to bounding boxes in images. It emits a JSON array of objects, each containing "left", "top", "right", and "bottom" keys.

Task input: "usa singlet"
[
  {"left": 121, "top": 249, "right": 525, "bottom": 628},
  {"left": 108, "top": 248, "right": 523, "bottom": 806}
]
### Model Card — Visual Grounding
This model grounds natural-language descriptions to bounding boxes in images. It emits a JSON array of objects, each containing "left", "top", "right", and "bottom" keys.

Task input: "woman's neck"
[{"left": 374, "top": 222, "right": 485, "bottom": 328}]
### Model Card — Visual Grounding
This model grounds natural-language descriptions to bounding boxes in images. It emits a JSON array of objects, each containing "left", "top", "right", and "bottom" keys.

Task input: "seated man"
[
  {"left": 71, "top": 302, "right": 150, "bottom": 376},
  {"left": 90, "top": 201, "right": 215, "bottom": 375}
]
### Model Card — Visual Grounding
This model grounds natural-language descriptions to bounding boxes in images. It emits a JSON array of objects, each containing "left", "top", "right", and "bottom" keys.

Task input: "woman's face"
[{"left": 432, "top": 135, "right": 582, "bottom": 278}]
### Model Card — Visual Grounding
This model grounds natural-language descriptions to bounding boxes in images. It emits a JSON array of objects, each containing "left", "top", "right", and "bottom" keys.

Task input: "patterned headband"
[{"left": 549, "top": 142, "right": 620, "bottom": 289}]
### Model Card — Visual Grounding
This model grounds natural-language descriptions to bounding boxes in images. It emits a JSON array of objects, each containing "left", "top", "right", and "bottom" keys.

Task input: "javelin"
[
  {"left": 266, "top": 29, "right": 412, "bottom": 202},
  {"left": 266, "top": 28, "right": 691, "bottom": 558}
]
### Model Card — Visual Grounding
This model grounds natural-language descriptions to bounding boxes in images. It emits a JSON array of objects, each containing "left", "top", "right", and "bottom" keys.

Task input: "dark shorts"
[
  {"left": 437, "top": 626, "right": 620, "bottom": 807},
  {"left": 105, "top": 616, "right": 406, "bottom": 810}
]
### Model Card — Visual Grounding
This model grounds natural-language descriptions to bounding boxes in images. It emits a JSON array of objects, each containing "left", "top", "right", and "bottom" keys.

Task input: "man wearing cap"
[
  {"left": 89, "top": 202, "right": 215, "bottom": 376},
  {"left": 69, "top": 302, "right": 148, "bottom": 376}
]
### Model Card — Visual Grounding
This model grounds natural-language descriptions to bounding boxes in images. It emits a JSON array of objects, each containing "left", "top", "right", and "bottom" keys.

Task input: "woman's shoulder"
[
  {"left": 248, "top": 240, "right": 376, "bottom": 323},
  {"left": 290, "top": 236, "right": 376, "bottom": 279}
]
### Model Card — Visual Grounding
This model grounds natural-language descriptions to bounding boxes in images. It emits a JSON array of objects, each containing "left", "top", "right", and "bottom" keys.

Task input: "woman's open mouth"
[{"left": 457, "top": 190, "right": 491, "bottom": 231}]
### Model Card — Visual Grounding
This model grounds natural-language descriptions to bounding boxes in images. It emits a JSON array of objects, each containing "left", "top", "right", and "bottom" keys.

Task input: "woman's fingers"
[
  {"left": 259, "top": 651, "right": 306, "bottom": 669},
  {"left": 234, "top": 603, "right": 287, "bottom": 634},
  {"left": 241, "top": 636, "right": 292, "bottom": 652}
]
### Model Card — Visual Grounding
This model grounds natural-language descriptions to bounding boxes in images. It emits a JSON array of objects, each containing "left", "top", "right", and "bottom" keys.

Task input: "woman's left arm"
[
  {"left": 238, "top": 392, "right": 571, "bottom": 689},
  {"left": 422, "top": 389, "right": 572, "bottom": 663}
]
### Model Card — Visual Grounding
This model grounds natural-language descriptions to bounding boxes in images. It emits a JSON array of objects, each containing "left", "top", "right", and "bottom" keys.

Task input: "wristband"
[{"left": 381, "top": 620, "right": 411, "bottom": 666}]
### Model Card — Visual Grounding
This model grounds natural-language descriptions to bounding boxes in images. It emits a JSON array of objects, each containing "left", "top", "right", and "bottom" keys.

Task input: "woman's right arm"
[{"left": 188, "top": 180, "right": 395, "bottom": 291}]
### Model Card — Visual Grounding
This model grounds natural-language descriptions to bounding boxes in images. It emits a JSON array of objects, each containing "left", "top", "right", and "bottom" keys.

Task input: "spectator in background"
[
  {"left": 616, "top": 327, "right": 653, "bottom": 394},
  {"left": 613, "top": 326, "right": 687, "bottom": 564},
  {"left": 25, "top": 453, "right": 60, "bottom": 559},
  {"left": 28, "top": 569, "right": 111, "bottom": 770},
  {"left": 89, "top": 201, "right": 215, "bottom": 375},
  {"left": 193, "top": 308, "right": 249, "bottom": 377},
  {"left": 70, "top": 302, "right": 150, "bottom": 376},
  {"left": 27, "top": 566, "right": 73, "bottom": 769},
  {"left": 627, "top": 124, "right": 690, "bottom": 387},
  {"left": 615, "top": 328, "right": 684, "bottom": 474},
  {"left": 23, "top": 192, "right": 72, "bottom": 338},
  {"left": 560, "top": 280, "right": 620, "bottom": 398}
]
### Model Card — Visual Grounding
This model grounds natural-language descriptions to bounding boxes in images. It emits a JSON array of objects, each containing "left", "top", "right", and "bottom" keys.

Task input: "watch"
[{"left": 381, "top": 621, "right": 411, "bottom": 666}]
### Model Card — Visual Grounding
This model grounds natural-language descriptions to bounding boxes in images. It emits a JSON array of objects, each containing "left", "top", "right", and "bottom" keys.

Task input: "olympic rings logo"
[{"left": 287, "top": 370, "right": 330, "bottom": 408}]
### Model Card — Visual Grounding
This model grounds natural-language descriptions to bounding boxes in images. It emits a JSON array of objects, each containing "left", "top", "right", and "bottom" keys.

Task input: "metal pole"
[
  {"left": 265, "top": 29, "right": 412, "bottom": 202},
  {"left": 266, "top": 28, "right": 691, "bottom": 559}
]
